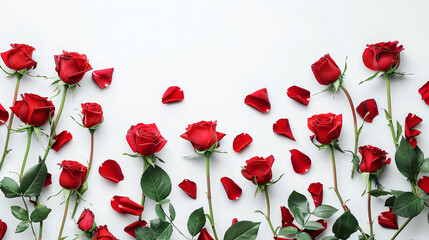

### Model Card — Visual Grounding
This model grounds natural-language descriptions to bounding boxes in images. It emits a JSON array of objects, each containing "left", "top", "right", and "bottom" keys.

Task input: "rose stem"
[
  {"left": 0, "top": 74, "right": 22, "bottom": 170},
  {"left": 19, "top": 128, "right": 34, "bottom": 181},
  {"left": 329, "top": 145, "right": 369, "bottom": 240},
  {"left": 58, "top": 194, "right": 71, "bottom": 240},
  {"left": 367, "top": 178, "right": 373, "bottom": 237},
  {"left": 21, "top": 196, "right": 37, "bottom": 240},
  {"left": 264, "top": 187, "right": 277, "bottom": 237},
  {"left": 386, "top": 74, "right": 398, "bottom": 149},
  {"left": 38, "top": 221, "right": 43, "bottom": 240},
  {"left": 166, "top": 212, "right": 190, "bottom": 240},
  {"left": 204, "top": 152, "right": 219, "bottom": 240},
  {"left": 139, "top": 158, "right": 148, "bottom": 220},
  {"left": 43, "top": 84, "right": 68, "bottom": 161}
]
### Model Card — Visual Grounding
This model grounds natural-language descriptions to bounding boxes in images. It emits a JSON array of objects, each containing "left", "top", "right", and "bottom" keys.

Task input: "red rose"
[
  {"left": 58, "top": 160, "right": 87, "bottom": 190},
  {"left": 359, "top": 145, "right": 390, "bottom": 173},
  {"left": 94, "top": 225, "right": 117, "bottom": 240},
  {"left": 363, "top": 41, "right": 404, "bottom": 72},
  {"left": 0, "top": 219, "right": 6, "bottom": 240},
  {"left": 307, "top": 113, "right": 342, "bottom": 144},
  {"left": 126, "top": 123, "right": 167, "bottom": 156},
  {"left": 311, "top": 54, "right": 341, "bottom": 85},
  {"left": 82, "top": 102, "right": 103, "bottom": 129},
  {"left": 78, "top": 209, "right": 95, "bottom": 231},
  {"left": 10, "top": 93, "right": 55, "bottom": 126},
  {"left": 181, "top": 121, "right": 226, "bottom": 151},
  {"left": 54, "top": 51, "right": 92, "bottom": 85},
  {"left": 241, "top": 155, "right": 274, "bottom": 185},
  {"left": 1, "top": 43, "right": 37, "bottom": 71},
  {"left": 124, "top": 220, "right": 147, "bottom": 237}
]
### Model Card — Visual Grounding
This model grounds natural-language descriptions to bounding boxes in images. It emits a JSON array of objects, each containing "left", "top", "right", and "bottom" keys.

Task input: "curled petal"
[
  {"left": 233, "top": 133, "right": 252, "bottom": 153},
  {"left": 99, "top": 160, "right": 124, "bottom": 183},
  {"left": 419, "top": 81, "right": 429, "bottom": 105},
  {"left": 273, "top": 118, "right": 295, "bottom": 140},
  {"left": 308, "top": 182, "right": 323, "bottom": 207},
  {"left": 244, "top": 88, "right": 271, "bottom": 113},
  {"left": 178, "top": 179, "right": 197, "bottom": 199},
  {"left": 51, "top": 131, "right": 72, "bottom": 152},
  {"left": 111, "top": 196, "right": 143, "bottom": 216},
  {"left": 286, "top": 85, "right": 310, "bottom": 106},
  {"left": 405, "top": 113, "right": 422, "bottom": 148},
  {"left": 0, "top": 103, "right": 9, "bottom": 125},
  {"left": 197, "top": 228, "right": 214, "bottom": 240},
  {"left": 124, "top": 220, "right": 147, "bottom": 237},
  {"left": 418, "top": 176, "right": 429, "bottom": 194},
  {"left": 92, "top": 68, "right": 113, "bottom": 88},
  {"left": 356, "top": 99, "right": 379, "bottom": 122},
  {"left": 162, "top": 86, "right": 184, "bottom": 104},
  {"left": 220, "top": 177, "right": 242, "bottom": 200},
  {"left": 290, "top": 149, "right": 311, "bottom": 174},
  {"left": 378, "top": 209, "right": 398, "bottom": 229}
]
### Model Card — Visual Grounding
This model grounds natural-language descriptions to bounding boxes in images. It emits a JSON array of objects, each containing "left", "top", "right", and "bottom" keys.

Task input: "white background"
[{"left": 1, "top": 1, "right": 429, "bottom": 239}]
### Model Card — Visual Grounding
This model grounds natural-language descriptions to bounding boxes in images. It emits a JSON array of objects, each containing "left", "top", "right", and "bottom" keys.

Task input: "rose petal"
[
  {"left": 92, "top": 68, "right": 113, "bottom": 89},
  {"left": 162, "top": 86, "right": 184, "bottom": 104},
  {"left": 0, "top": 103, "right": 9, "bottom": 125},
  {"left": 178, "top": 179, "right": 197, "bottom": 199},
  {"left": 124, "top": 220, "right": 147, "bottom": 237},
  {"left": 220, "top": 177, "right": 242, "bottom": 200},
  {"left": 51, "top": 131, "right": 72, "bottom": 152},
  {"left": 99, "top": 160, "right": 124, "bottom": 183},
  {"left": 231, "top": 218, "right": 238, "bottom": 225},
  {"left": 44, "top": 173, "right": 52, "bottom": 187},
  {"left": 308, "top": 182, "right": 323, "bottom": 207},
  {"left": 244, "top": 88, "right": 271, "bottom": 113},
  {"left": 232, "top": 133, "right": 253, "bottom": 153},
  {"left": 405, "top": 113, "right": 422, "bottom": 148},
  {"left": 290, "top": 149, "right": 311, "bottom": 174},
  {"left": 280, "top": 206, "right": 300, "bottom": 230},
  {"left": 273, "top": 118, "right": 295, "bottom": 140},
  {"left": 419, "top": 81, "right": 429, "bottom": 105},
  {"left": 111, "top": 196, "right": 143, "bottom": 216},
  {"left": 356, "top": 99, "right": 379, "bottom": 122},
  {"left": 286, "top": 85, "right": 310, "bottom": 106},
  {"left": 378, "top": 209, "right": 398, "bottom": 229},
  {"left": 418, "top": 176, "right": 429, "bottom": 193},
  {"left": 197, "top": 228, "right": 214, "bottom": 240}
]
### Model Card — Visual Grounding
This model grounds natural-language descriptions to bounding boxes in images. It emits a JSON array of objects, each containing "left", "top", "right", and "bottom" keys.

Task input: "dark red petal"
[
  {"left": 178, "top": 179, "right": 197, "bottom": 199},
  {"left": 162, "top": 86, "right": 184, "bottom": 104},
  {"left": 418, "top": 176, "right": 429, "bottom": 193},
  {"left": 290, "top": 149, "right": 311, "bottom": 174},
  {"left": 362, "top": 47, "right": 376, "bottom": 71},
  {"left": 44, "top": 173, "right": 52, "bottom": 187},
  {"left": 220, "top": 177, "right": 242, "bottom": 200},
  {"left": 405, "top": 113, "right": 422, "bottom": 148},
  {"left": 378, "top": 209, "right": 398, "bottom": 229},
  {"left": 92, "top": 68, "right": 113, "bottom": 89},
  {"left": 197, "top": 228, "right": 214, "bottom": 240},
  {"left": 308, "top": 182, "right": 323, "bottom": 207},
  {"left": 0, "top": 103, "right": 9, "bottom": 125},
  {"left": 286, "top": 85, "right": 310, "bottom": 106},
  {"left": 51, "top": 131, "right": 72, "bottom": 152},
  {"left": 418, "top": 81, "right": 429, "bottom": 105},
  {"left": 111, "top": 196, "right": 144, "bottom": 216},
  {"left": 281, "top": 206, "right": 300, "bottom": 230},
  {"left": 356, "top": 99, "right": 379, "bottom": 123},
  {"left": 233, "top": 133, "right": 253, "bottom": 153},
  {"left": 273, "top": 118, "right": 295, "bottom": 140},
  {"left": 99, "top": 160, "right": 124, "bottom": 183},
  {"left": 124, "top": 220, "right": 147, "bottom": 237},
  {"left": 231, "top": 218, "right": 238, "bottom": 225},
  {"left": 244, "top": 88, "right": 271, "bottom": 113}
]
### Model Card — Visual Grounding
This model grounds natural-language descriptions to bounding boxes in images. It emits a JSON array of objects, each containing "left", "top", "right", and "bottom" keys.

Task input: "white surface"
[{"left": 0, "top": 1, "right": 429, "bottom": 239}]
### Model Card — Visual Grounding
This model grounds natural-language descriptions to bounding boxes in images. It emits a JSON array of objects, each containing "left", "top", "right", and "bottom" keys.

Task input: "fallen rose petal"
[
  {"left": 51, "top": 131, "right": 72, "bottom": 152},
  {"left": 44, "top": 173, "right": 52, "bottom": 187},
  {"left": 0, "top": 219, "right": 6, "bottom": 240},
  {"left": 0, "top": 103, "right": 9, "bottom": 125},
  {"left": 233, "top": 133, "right": 253, "bottom": 153},
  {"left": 99, "top": 160, "right": 124, "bottom": 183},
  {"left": 281, "top": 206, "right": 300, "bottom": 230},
  {"left": 418, "top": 81, "right": 429, "bottom": 105},
  {"left": 356, "top": 99, "right": 379, "bottom": 122},
  {"left": 290, "top": 149, "right": 311, "bottom": 174},
  {"left": 302, "top": 219, "right": 327, "bottom": 238},
  {"left": 308, "top": 182, "right": 323, "bottom": 207},
  {"left": 286, "top": 85, "right": 310, "bottom": 106},
  {"left": 111, "top": 196, "right": 143, "bottom": 216},
  {"left": 178, "top": 179, "right": 197, "bottom": 199},
  {"left": 162, "top": 86, "right": 184, "bottom": 104},
  {"left": 92, "top": 68, "right": 113, "bottom": 89},
  {"left": 124, "top": 220, "right": 147, "bottom": 237},
  {"left": 197, "top": 228, "right": 214, "bottom": 240},
  {"left": 231, "top": 218, "right": 238, "bottom": 225},
  {"left": 220, "top": 177, "right": 242, "bottom": 200},
  {"left": 418, "top": 176, "right": 429, "bottom": 193},
  {"left": 244, "top": 88, "right": 271, "bottom": 113},
  {"left": 273, "top": 118, "right": 295, "bottom": 140},
  {"left": 378, "top": 208, "right": 398, "bottom": 229},
  {"left": 405, "top": 113, "right": 422, "bottom": 148}
]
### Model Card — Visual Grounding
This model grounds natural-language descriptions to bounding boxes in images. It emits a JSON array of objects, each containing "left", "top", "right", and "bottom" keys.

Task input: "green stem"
[
  {"left": 166, "top": 215, "right": 190, "bottom": 240},
  {"left": 367, "top": 178, "right": 373, "bottom": 237},
  {"left": 21, "top": 196, "right": 37, "bottom": 240},
  {"left": 58, "top": 194, "right": 71, "bottom": 240},
  {"left": 39, "top": 221, "right": 43, "bottom": 240},
  {"left": 390, "top": 218, "right": 412, "bottom": 240},
  {"left": 264, "top": 188, "right": 277, "bottom": 237},
  {"left": 139, "top": 158, "right": 148, "bottom": 221},
  {"left": 0, "top": 74, "right": 22, "bottom": 170},
  {"left": 19, "top": 128, "right": 34, "bottom": 180},
  {"left": 386, "top": 74, "right": 398, "bottom": 149},
  {"left": 205, "top": 152, "right": 219, "bottom": 240}
]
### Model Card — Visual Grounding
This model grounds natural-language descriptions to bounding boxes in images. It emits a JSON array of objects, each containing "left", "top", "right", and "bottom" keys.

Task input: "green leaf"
[
  {"left": 30, "top": 207, "right": 51, "bottom": 222},
  {"left": 155, "top": 204, "right": 166, "bottom": 222},
  {"left": 135, "top": 227, "right": 154, "bottom": 240},
  {"left": 332, "top": 211, "right": 358, "bottom": 240},
  {"left": 150, "top": 220, "right": 172, "bottom": 240},
  {"left": 168, "top": 203, "right": 176, "bottom": 221},
  {"left": 392, "top": 192, "right": 424, "bottom": 218},
  {"left": 141, "top": 165, "right": 172, "bottom": 202},
  {"left": 0, "top": 177, "right": 21, "bottom": 198},
  {"left": 420, "top": 158, "right": 429, "bottom": 173},
  {"left": 278, "top": 226, "right": 298, "bottom": 236},
  {"left": 369, "top": 190, "right": 391, "bottom": 197},
  {"left": 395, "top": 121, "right": 403, "bottom": 142},
  {"left": 312, "top": 205, "right": 338, "bottom": 218},
  {"left": 33, "top": 126, "right": 42, "bottom": 143},
  {"left": 20, "top": 160, "right": 47, "bottom": 197},
  {"left": 288, "top": 191, "right": 310, "bottom": 216},
  {"left": 322, "top": 237, "right": 338, "bottom": 240},
  {"left": 297, "top": 232, "right": 312, "bottom": 240},
  {"left": 15, "top": 221, "right": 30, "bottom": 233},
  {"left": 187, "top": 207, "right": 206, "bottom": 236},
  {"left": 385, "top": 196, "right": 396, "bottom": 207},
  {"left": 384, "top": 109, "right": 392, "bottom": 121},
  {"left": 395, "top": 138, "right": 420, "bottom": 183},
  {"left": 303, "top": 221, "right": 324, "bottom": 230},
  {"left": 290, "top": 207, "right": 304, "bottom": 226},
  {"left": 359, "top": 71, "right": 381, "bottom": 84},
  {"left": 158, "top": 199, "right": 170, "bottom": 205},
  {"left": 391, "top": 190, "right": 405, "bottom": 197},
  {"left": 11, "top": 206, "right": 29, "bottom": 221},
  {"left": 224, "top": 221, "right": 260, "bottom": 240}
]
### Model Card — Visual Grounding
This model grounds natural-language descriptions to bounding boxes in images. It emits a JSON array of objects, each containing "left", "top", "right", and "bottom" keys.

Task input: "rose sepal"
[
  {"left": 0, "top": 65, "right": 27, "bottom": 77},
  {"left": 252, "top": 173, "right": 284, "bottom": 198},
  {"left": 360, "top": 61, "right": 407, "bottom": 85}
]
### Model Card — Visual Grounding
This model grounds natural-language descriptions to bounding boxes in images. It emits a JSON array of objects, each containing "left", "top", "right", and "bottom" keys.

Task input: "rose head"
[
  {"left": 126, "top": 123, "right": 167, "bottom": 156},
  {"left": 181, "top": 120, "right": 226, "bottom": 151},
  {"left": 94, "top": 225, "right": 117, "bottom": 240},
  {"left": 82, "top": 102, "right": 103, "bottom": 129},
  {"left": 363, "top": 41, "right": 404, "bottom": 72},
  {"left": 311, "top": 54, "right": 341, "bottom": 85},
  {"left": 359, "top": 145, "right": 390, "bottom": 173},
  {"left": 78, "top": 209, "right": 95, "bottom": 232},
  {"left": 58, "top": 160, "right": 87, "bottom": 190},
  {"left": 307, "top": 113, "right": 342, "bottom": 145},
  {"left": 241, "top": 155, "right": 274, "bottom": 185},
  {"left": 10, "top": 93, "right": 55, "bottom": 126},
  {"left": 1, "top": 43, "right": 37, "bottom": 71},
  {"left": 0, "top": 219, "right": 6, "bottom": 240},
  {"left": 54, "top": 50, "right": 92, "bottom": 85}
]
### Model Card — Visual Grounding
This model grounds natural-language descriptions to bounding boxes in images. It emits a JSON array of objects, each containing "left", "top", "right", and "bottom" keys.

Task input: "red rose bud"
[
  {"left": 232, "top": 133, "right": 253, "bottom": 153},
  {"left": 311, "top": 54, "right": 341, "bottom": 85},
  {"left": 356, "top": 99, "right": 379, "bottom": 123},
  {"left": 124, "top": 220, "right": 147, "bottom": 238},
  {"left": 197, "top": 228, "right": 214, "bottom": 240},
  {"left": 290, "top": 149, "right": 311, "bottom": 174},
  {"left": 92, "top": 68, "right": 114, "bottom": 89},
  {"left": 363, "top": 41, "right": 403, "bottom": 72},
  {"left": 0, "top": 219, "right": 6, "bottom": 240},
  {"left": 178, "top": 179, "right": 197, "bottom": 199},
  {"left": 94, "top": 225, "right": 117, "bottom": 240},
  {"left": 98, "top": 160, "right": 124, "bottom": 183},
  {"left": 418, "top": 81, "right": 429, "bottom": 105},
  {"left": 405, "top": 113, "right": 422, "bottom": 148},
  {"left": 44, "top": 173, "right": 52, "bottom": 187},
  {"left": 241, "top": 155, "right": 274, "bottom": 185},
  {"left": 51, "top": 131, "right": 72, "bottom": 152},
  {"left": 1, "top": 43, "right": 37, "bottom": 71},
  {"left": 220, "top": 177, "right": 242, "bottom": 200},
  {"left": 273, "top": 118, "right": 295, "bottom": 140},
  {"left": 307, "top": 113, "right": 342, "bottom": 145},
  {"left": 162, "top": 86, "right": 184, "bottom": 104},
  {"left": 418, "top": 176, "right": 429, "bottom": 194},
  {"left": 0, "top": 103, "right": 9, "bottom": 125},
  {"left": 244, "top": 88, "right": 271, "bottom": 113},
  {"left": 126, "top": 123, "right": 167, "bottom": 156},
  {"left": 308, "top": 182, "right": 323, "bottom": 207},
  {"left": 10, "top": 93, "right": 55, "bottom": 126},
  {"left": 111, "top": 196, "right": 143, "bottom": 216},
  {"left": 359, "top": 145, "right": 389, "bottom": 173},
  {"left": 181, "top": 120, "right": 225, "bottom": 151},
  {"left": 286, "top": 85, "right": 310, "bottom": 106},
  {"left": 378, "top": 208, "right": 398, "bottom": 229},
  {"left": 54, "top": 50, "right": 92, "bottom": 85},
  {"left": 78, "top": 209, "right": 95, "bottom": 231},
  {"left": 82, "top": 102, "right": 103, "bottom": 129},
  {"left": 58, "top": 160, "right": 87, "bottom": 190}
]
